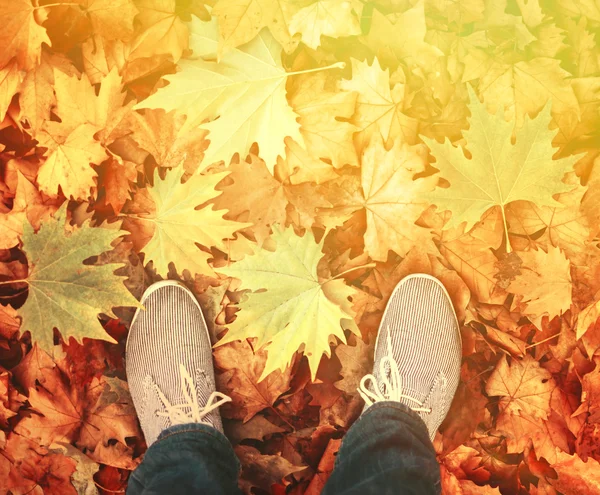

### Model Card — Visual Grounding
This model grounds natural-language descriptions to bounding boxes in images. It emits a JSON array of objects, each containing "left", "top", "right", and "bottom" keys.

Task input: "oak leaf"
[
  {"left": 134, "top": 166, "right": 248, "bottom": 277},
  {"left": 217, "top": 225, "right": 359, "bottom": 380},
  {"left": 135, "top": 15, "right": 303, "bottom": 172},
  {"left": 16, "top": 204, "right": 140, "bottom": 352},
  {"left": 422, "top": 85, "right": 580, "bottom": 241}
]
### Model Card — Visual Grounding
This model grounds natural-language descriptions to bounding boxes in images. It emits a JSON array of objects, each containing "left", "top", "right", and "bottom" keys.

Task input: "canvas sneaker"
[
  {"left": 358, "top": 274, "right": 461, "bottom": 441},
  {"left": 126, "top": 280, "right": 231, "bottom": 447}
]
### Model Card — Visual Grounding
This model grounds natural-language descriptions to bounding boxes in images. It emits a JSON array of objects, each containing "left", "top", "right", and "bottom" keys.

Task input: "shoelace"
[
  {"left": 155, "top": 363, "right": 232, "bottom": 425},
  {"left": 357, "top": 331, "right": 432, "bottom": 413}
]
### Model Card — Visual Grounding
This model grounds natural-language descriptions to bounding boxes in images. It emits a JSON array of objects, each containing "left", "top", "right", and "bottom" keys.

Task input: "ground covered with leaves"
[{"left": 0, "top": 0, "right": 600, "bottom": 493}]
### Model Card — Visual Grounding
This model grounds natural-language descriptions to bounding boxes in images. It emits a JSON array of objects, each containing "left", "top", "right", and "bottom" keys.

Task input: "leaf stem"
[
  {"left": 286, "top": 61, "right": 346, "bottom": 78},
  {"left": 0, "top": 279, "right": 28, "bottom": 286},
  {"left": 525, "top": 332, "right": 561, "bottom": 350},
  {"left": 322, "top": 263, "right": 376, "bottom": 285},
  {"left": 34, "top": 2, "right": 81, "bottom": 9},
  {"left": 500, "top": 205, "right": 512, "bottom": 253}
]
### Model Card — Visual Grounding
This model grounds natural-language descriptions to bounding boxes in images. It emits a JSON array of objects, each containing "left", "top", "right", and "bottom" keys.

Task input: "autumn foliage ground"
[{"left": 1, "top": 0, "right": 600, "bottom": 494}]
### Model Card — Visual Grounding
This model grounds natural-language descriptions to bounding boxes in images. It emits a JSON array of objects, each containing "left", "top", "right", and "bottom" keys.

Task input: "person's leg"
[
  {"left": 125, "top": 281, "right": 241, "bottom": 495},
  {"left": 323, "top": 274, "right": 462, "bottom": 495}
]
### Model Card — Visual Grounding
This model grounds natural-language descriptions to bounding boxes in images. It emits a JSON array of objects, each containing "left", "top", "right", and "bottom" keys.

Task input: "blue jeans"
[{"left": 127, "top": 402, "right": 441, "bottom": 494}]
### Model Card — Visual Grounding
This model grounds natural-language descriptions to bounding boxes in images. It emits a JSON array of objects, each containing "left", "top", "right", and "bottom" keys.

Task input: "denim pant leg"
[
  {"left": 127, "top": 423, "right": 242, "bottom": 495},
  {"left": 322, "top": 401, "right": 441, "bottom": 495}
]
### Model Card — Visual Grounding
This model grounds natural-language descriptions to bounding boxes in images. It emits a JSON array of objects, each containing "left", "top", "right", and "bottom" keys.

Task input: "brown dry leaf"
[
  {"left": 214, "top": 340, "right": 293, "bottom": 422},
  {"left": 334, "top": 335, "right": 373, "bottom": 395},
  {"left": 486, "top": 355, "right": 555, "bottom": 421},
  {"left": 235, "top": 444, "right": 305, "bottom": 494},
  {"left": 225, "top": 415, "right": 285, "bottom": 444},
  {"left": 101, "top": 156, "right": 138, "bottom": 214}
]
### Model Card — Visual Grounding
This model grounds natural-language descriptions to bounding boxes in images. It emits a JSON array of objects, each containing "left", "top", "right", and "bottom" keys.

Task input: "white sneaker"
[
  {"left": 126, "top": 281, "right": 231, "bottom": 447},
  {"left": 358, "top": 274, "right": 461, "bottom": 441}
]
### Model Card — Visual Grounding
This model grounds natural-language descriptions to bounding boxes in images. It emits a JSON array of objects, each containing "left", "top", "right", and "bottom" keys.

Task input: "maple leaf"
[
  {"left": 278, "top": 71, "right": 358, "bottom": 184},
  {"left": 128, "top": 0, "right": 189, "bottom": 62},
  {"left": 485, "top": 355, "right": 555, "bottom": 420},
  {"left": 550, "top": 451, "right": 600, "bottom": 494},
  {"left": 506, "top": 179, "right": 590, "bottom": 258},
  {"left": 507, "top": 246, "right": 572, "bottom": 328},
  {"left": 333, "top": 336, "right": 373, "bottom": 395},
  {"left": 15, "top": 204, "right": 140, "bottom": 352},
  {"left": 289, "top": 0, "right": 362, "bottom": 50},
  {"left": 0, "top": 62, "right": 20, "bottom": 122},
  {"left": 36, "top": 123, "right": 108, "bottom": 200},
  {"left": 213, "top": 155, "right": 288, "bottom": 246},
  {"left": 132, "top": 166, "right": 248, "bottom": 277},
  {"left": 235, "top": 445, "right": 305, "bottom": 494},
  {"left": 135, "top": 15, "right": 303, "bottom": 172},
  {"left": 214, "top": 339, "right": 292, "bottom": 422},
  {"left": 211, "top": 0, "right": 299, "bottom": 53},
  {"left": 340, "top": 57, "right": 413, "bottom": 151},
  {"left": 422, "top": 85, "right": 580, "bottom": 245},
  {"left": 360, "top": 2, "right": 443, "bottom": 70},
  {"left": 0, "top": 0, "right": 51, "bottom": 70},
  {"left": 76, "top": 0, "right": 138, "bottom": 40},
  {"left": 127, "top": 109, "right": 208, "bottom": 173},
  {"left": 216, "top": 225, "right": 359, "bottom": 380},
  {"left": 320, "top": 134, "right": 437, "bottom": 260}
]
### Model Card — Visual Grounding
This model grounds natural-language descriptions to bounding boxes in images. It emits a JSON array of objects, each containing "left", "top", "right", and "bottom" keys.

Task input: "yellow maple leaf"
[
  {"left": 128, "top": 0, "right": 188, "bottom": 62},
  {"left": 211, "top": 0, "right": 300, "bottom": 54},
  {"left": 0, "top": 62, "right": 20, "bottom": 121},
  {"left": 507, "top": 246, "right": 572, "bottom": 327},
  {"left": 216, "top": 225, "right": 359, "bottom": 380},
  {"left": 288, "top": 0, "right": 362, "bottom": 50},
  {"left": 486, "top": 354, "right": 555, "bottom": 420},
  {"left": 76, "top": 0, "right": 138, "bottom": 40},
  {"left": 340, "top": 57, "right": 414, "bottom": 151},
  {"left": 422, "top": 85, "right": 581, "bottom": 249},
  {"left": 278, "top": 72, "right": 358, "bottom": 184},
  {"left": 36, "top": 123, "right": 108, "bottom": 200},
  {"left": 135, "top": 15, "right": 304, "bottom": 172},
  {"left": 0, "top": 0, "right": 51, "bottom": 70},
  {"left": 136, "top": 166, "right": 249, "bottom": 277}
]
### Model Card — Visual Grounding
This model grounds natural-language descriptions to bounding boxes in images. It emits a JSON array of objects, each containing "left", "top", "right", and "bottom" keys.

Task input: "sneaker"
[
  {"left": 357, "top": 274, "right": 461, "bottom": 441},
  {"left": 126, "top": 280, "right": 231, "bottom": 447}
]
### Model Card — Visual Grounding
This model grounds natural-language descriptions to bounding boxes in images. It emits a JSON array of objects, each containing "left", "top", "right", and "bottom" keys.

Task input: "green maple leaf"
[
  {"left": 140, "top": 166, "right": 250, "bottom": 278},
  {"left": 216, "top": 225, "right": 359, "bottom": 381},
  {"left": 422, "top": 84, "right": 581, "bottom": 247},
  {"left": 134, "top": 15, "right": 303, "bottom": 173},
  {"left": 17, "top": 204, "right": 140, "bottom": 352}
]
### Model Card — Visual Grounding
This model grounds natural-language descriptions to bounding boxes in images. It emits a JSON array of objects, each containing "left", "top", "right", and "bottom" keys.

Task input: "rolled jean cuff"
[
  {"left": 360, "top": 401, "right": 433, "bottom": 444},
  {"left": 128, "top": 423, "right": 241, "bottom": 495}
]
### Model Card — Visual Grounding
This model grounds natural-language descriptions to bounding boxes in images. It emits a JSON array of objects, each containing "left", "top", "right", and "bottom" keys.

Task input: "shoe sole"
[
  {"left": 373, "top": 273, "right": 461, "bottom": 353},
  {"left": 126, "top": 280, "right": 213, "bottom": 358}
]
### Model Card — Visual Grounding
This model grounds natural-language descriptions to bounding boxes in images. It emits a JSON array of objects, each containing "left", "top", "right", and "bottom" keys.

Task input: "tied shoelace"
[
  {"left": 154, "top": 363, "right": 232, "bottom": 425},
  {"left": 358, "top": 331, "right": 432, "bottom": 414}
]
